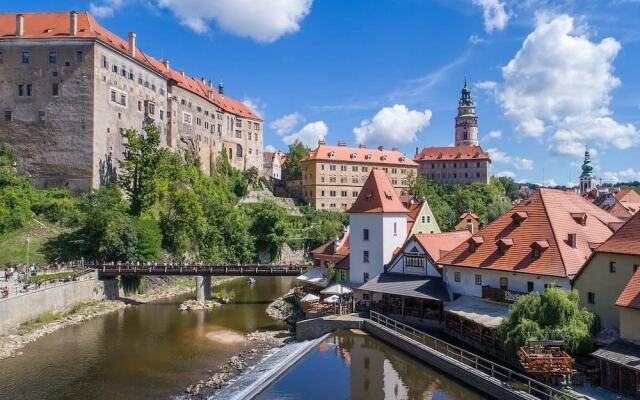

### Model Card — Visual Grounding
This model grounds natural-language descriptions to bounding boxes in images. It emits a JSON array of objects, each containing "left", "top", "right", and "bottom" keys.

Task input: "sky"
[{"left": 5, "top": 0, "right": 640, "bottom": 186}]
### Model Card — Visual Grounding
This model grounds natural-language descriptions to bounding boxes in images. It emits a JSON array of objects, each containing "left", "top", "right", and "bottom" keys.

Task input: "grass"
[
  {"left": 24, "top": 270, "right": 90, "bottom": 284},
  {"left": 0, "top": 220, "right": 67, "bottom": 266},
  {"left": 281, "top": 296, "right": 297, "bottom": 310},
  {"left": 16, "top": 301, "right": 98, "bottom": 334}
]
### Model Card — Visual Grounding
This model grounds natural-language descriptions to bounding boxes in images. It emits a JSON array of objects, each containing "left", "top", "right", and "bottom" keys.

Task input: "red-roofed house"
[
  {"left": 574, "top": 211, "right": 640, "bottom": 329},
  {"left": 0, "top": 11, "right": 263, "bottom": 192},
  {"left": 454, "top": 212, "right": 482, "bottom": 233},
  {"left": 263, "top": 151, "right": 285, "bottom": 180},
  {"left": 616, "top": 269, "right": 640, "bottom": 340},
  {"left": 439, "top": 188, "right": 621, "bottom": 302},
  {"left": 300, "top": 140, "right": 417, "bottom": 211}
]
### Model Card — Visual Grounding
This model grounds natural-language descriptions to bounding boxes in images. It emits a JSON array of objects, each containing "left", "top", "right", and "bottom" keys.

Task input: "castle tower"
[
  {"left": 455, "top": 77, "right": 479, "bottom": 146},
  {"left": 579, "top": 147, "right": 595, "bottom": 195}
]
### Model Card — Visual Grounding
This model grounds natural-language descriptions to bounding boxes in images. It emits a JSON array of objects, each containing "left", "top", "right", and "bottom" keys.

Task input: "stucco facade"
[
  {"left": 619, "top": 307, "right": 640, "bottom": 340},
  {"left": 574, "top": 252, "right": 640, "bottom": 329}
]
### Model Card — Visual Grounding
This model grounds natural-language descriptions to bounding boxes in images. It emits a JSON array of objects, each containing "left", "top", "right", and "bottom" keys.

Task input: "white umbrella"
[
  {"left": 320, "top": 283, "right": 353, "bottom": 295},
  {"left": 296, "top": 268, "right": 328, "bottom": 288},
  {"left": 323, "top": 294, "right": 340, "bottom": 303},
  {"left": 300, "top": 293, "right": 320, "bottom": 302}
]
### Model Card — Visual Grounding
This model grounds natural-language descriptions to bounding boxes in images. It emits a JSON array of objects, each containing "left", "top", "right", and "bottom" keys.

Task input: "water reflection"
[
  {"left": 0, "top": 276, "right": 294, "bottom": 400},
  {"left": 258, "top": 329, "right": 488, "bottom": 400}
]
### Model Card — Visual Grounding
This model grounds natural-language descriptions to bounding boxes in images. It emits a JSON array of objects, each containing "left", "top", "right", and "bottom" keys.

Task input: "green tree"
[
  {"left": 283, "top": 140, "right": 310, "bottom": 180},
  {"left": 132, "top": 217, "right": 162, "bottom": 261},
  {"left": 246, "top": 201, "right": 290, "bottom": 260}
]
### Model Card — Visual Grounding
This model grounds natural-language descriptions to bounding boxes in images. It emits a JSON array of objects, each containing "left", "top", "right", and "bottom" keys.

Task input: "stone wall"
[{"left": 0, "top": 273, "right": 105, "bottom": 333}]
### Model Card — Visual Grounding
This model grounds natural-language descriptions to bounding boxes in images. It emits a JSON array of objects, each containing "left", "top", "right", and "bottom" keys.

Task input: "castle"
[{"left": 0, "top": 11, "right": 263, "bottom": 192}]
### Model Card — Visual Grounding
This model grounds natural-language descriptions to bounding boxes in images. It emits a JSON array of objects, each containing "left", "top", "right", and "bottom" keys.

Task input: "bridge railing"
[
  {"left": 369, "top": 311, "right": 578, "bottom": 400},
  {"left": 94, "top": 262, "right": 307, "bottom": 275}
]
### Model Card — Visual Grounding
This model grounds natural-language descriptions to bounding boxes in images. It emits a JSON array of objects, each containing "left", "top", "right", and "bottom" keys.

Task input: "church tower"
[
  {"left": 579, "top": 147, "right": 596, "bottom": 195},
  {"left": 455, "top": 77, "right": 479, "bottom": 147}
]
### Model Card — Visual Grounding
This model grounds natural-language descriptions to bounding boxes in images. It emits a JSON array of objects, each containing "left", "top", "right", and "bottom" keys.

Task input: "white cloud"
[
  {"left": 472, "top": 0, "right": 510, "bottom": 33},
  {"left": 156, "top": 0, "right": 313, "bottom": 42},
  {"left": 600, "top": 168, "right": 640, "bottom": 183},
  {"left": 264, "top": 144, "right": 277, "bottom": 153},
  {"left": 495, "top": 170, "right": 516, "bottom": 178},
  {"left": 496, "top": 14, "right": 640, "bottom": 156},
  {"left": 485, "top": 130, "right": 502, "bottom": 140},
  {"left": 241, "top": 97, "right": 264, "bottom": 118},
  {"left": 282, "top": 121, "right": 328, "bottom": 147},
  {"left": 475, "top": 80, "right": 497, "bottom": 91},
  {"left": 89, "top": 0, "right": 124, "bottom": 18},
  {"left": 270, "top": 112, "right": 305, "bottom": 135},
  {"left": 353, "top": 104, "right": 432, "bottom": 147},
  {"left": 540, "top": 178, "right": 558, "bottom": 187},
  {"left": 487, "top": 148, "right": 534, "bottom": 170},
  {"left": 469, "top": 34, "right": 487, "bottom": 44}
]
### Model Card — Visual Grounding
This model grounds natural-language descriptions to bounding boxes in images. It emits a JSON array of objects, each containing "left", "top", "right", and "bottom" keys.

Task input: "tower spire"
[
  {"left": 455, "top": 77, "right": 479, "bottom": 146},
  {"left": 579, "top": 145, "right": 595, "bottom": 195}
]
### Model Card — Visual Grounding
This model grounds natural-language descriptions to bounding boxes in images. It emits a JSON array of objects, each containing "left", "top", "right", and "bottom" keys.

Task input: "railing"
[
  {"left": 482, "top": 285, "right": 527, "bottom": 303},
  {"left": 95, "top": 262, "right": 306, "bottom": 276},
  {"left": 369, "top": 311, "right": 578, "bottom": 400}
]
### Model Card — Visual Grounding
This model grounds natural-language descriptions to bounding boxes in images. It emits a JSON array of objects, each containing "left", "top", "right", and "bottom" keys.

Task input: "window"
[
  {"left": 18, "top": 84, "right": 24, "bottom": 97},
  {"left": 588, "top": 292, "right": 595, "bottom": 304},
  {"left": 405, "top": 255, "right": 425, "bottom": 268},
  {"left": 329, "top": 164, "right": 336, "bottom": 171},
  {"left": 500, "top": 277, "right": 508, "bottom": 290},
  {"left": 75, "top": 51, "right": 83, "bottom": 63},
  {"left": 182, "top": 112, "right": 192, "bottom": 125},
  {"left": 363, "top": 251, "right": 370, "bottom": 263},
  {"left": 48, "top": 51, "right": 57, "bottom": 64},
  {"left": 64, "top": 61, "right": 71, "bottom": 67},
  {"left": 352, "top": 166, "right": 358, "bottom": 172},
  {"left": 4, "top": 110, "right": 12, "bottom": 121},
  {"left": 363, "top": 229, "right": 369, "bottom": 241},
  {"left": 137, "top": 101, "right": 143, "bottom": 112},
  {"left": 421, "top": 216, "right": 425, "bottom": 223},
  {"left": 363, "top": 272, "right": 370, "bottom": 282},
  {"left": 393, "top": 222, "right": 397, "bottom": 235},
  {"left": 112, "top": 65, "right": 118, "bottom": 73},
  {"left": 235, "top": 130, "right": 242, "bottom": 138},
  {"left": 18, "top": 84, "right": 33, "bottom": 97},
  {"left": 609, "top": 261, "right": 616, "bottom": 273},
  {"left": 341, "top": 191, "right": 347, "bottom": 197},
  {"left": 532, "top": 247, "right": 540, "bottom": 259},
  {"left": 427, "top": 216, "right": 431, "bottom": 223},
  {"left": 37, "top": 110, "right": 46, "bottom": 123},
  {"left": 329, "top": 190, "right": 336, "bottom": 197},
  {"left": 22, "top": 51, "right": 31, "bottom": 64},
  {"left": 101, "top": 55, "right": 108, "bottom": 69},
  {"left": 454, "top": 271, "right": 461, "bottom": 283},
  {"left": 236, "top": 144, "right": 243, "bottom": 157},
  {"left": 527, "top": 281, "right": 534, "bottom": 293},
  {"left": 51, "top": 83, "right": 59, "bottom": 97},
  {"left": 340, "top": 165, "right": 347, "bottom": 171},
  {"left": 362, "top": 167, "right": 368, "bottom": 173},
  {"left": 475, "top": 274, "right": 482, "bottom": 286}
]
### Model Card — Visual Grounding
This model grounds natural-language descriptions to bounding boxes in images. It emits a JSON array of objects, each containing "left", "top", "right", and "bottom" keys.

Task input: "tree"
[
  {"left": 283, "top": 140, "right": 310, "bottom": 180},
  {"left": 498, "top": 288, "right": 600, "bottom": 357},
  {"left": 133, "top": 217, "right": 162, "bottom": 261},
  {"left": 246, "top": 201, "right": 290, "bottom": 260},
  {"left": 118, "top": 124, "right": 165, "bottom": 216}
]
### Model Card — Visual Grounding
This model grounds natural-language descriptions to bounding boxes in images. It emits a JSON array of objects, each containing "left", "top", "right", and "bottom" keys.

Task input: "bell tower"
[
  {"left": 455, "top": 77, "right": 479, "bottom": 146},
  {"left": 579, "top": 147, "right": 596, "bottom": 195}
]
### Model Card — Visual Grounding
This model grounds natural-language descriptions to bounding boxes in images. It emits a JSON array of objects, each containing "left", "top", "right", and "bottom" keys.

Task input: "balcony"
[{"left": 481, "top": 285, "right": 527, "bottom": 303}]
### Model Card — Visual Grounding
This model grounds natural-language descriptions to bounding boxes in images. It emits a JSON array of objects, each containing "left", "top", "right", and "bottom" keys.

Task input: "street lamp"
[{"left": 26, "top": 236, "right": 31, "bottom": 273}]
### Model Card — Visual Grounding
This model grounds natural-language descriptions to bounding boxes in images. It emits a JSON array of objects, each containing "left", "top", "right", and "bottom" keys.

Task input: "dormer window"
[
  {"left": 468, "top": 236, "right": 484, "bottom": 253},
  {"left": 365, "top": 154, "right": 372, "bottom": 160},
  {"left": 530, "top": 240, "right": 549, "bottom": 259},
  {"left": 350, "top": 153, "right": 357, "bottom": 159},
  {"left": 328, "top": 151, "right": 336, "bottom": 158},
  {"left": 570, "top": 212, "right": 587, "bottom": 226},
  {"left": 497, "top": 238, "right": 513, "bottom": 256},
  {"left": 399, "top": 156, "right": 405, "bottom": 162},
  {"left": 511, "top": 211, "right": 528, "bottom": 226},
  {"left": 381, "top": 155, "right": 388, "bottom": 161}
]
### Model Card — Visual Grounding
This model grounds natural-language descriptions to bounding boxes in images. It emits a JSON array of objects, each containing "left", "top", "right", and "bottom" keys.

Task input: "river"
[{"left": 2, "top": 277, "right": 486, "bottom": 400}]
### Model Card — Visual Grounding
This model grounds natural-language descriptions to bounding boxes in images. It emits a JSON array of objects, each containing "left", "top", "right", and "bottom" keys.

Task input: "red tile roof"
[
  {"left": 616, "top": 269, "right": 640, "bottom": 310},
  {"left": 459, "top": 212, "right": 479, "bottom": 220},
  {"left": 0, "top": 12, "right": 260, "bottom": 120},
  {"left": 414, "top": 145, "right": 490, "bottom": 162},
  {"left": 438, "top": 188, "right": 621, "bottom": 278},
  {"left": 596, "top": 211, "right": 640, "bottom": 256},
  {"left": 303, "top": 143, "right": 417, "bottom": 166},
  {"left": 615, "top": 188, "right": 640, "bottom": 203},
  {"left": 349, "top": 170, "right": 409, "bottom": 214},
  {"left": 310, "top": 233, "right": 350, "bottom": 257},
  {"left": 415, "top": 231, "right": 472, "bottom": 263},
  {"left": 407, "top": 202, "right": 423, "bottom": 222}
]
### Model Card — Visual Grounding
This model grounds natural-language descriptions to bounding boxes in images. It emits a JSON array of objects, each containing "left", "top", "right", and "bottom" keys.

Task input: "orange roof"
[
  {"left": 414, "top": 145, "right": 490, "bottom": 162},
  {"left": 414, "top": 231, "right": 472, "bottom": 262},
  {"left": 459, "top": 212, "right": 479, "bottom": 220},
  {"left": 438, "top": 188, "right": 621, "bottom": 278},
  {"left": 407, "top": 202, "right": 423, "bottom": 222},
  {"left": 310, "top": 233, "right": 350, "bottom": 257},
  {"left": 596, "top": 211, "right": 640, "bottom": 256},
  {"left": 0, "top": 11, "right": 260, "bottom": 121},
  {"left": 615, "top": 188, "right": 640, "bottom": 203},
  {"left": 349, "top": 170, "right": 408, "bottom": 214},
  {"left": 616, "top": 269, "right": 640, "bottom": 310},
  {"left": 303, "top": 143, "right": 417, "bottom": 166}
]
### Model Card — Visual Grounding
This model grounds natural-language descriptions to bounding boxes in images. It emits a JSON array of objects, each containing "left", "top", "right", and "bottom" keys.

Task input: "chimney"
[
  {"left": 337, "top": 141, "right": 347, "bottom": 147},
  {"left": 415, "top": 147, "right": 419, "bottom": 156},
  {"left": 218, "top": 82, "right": 224, "bottom": 95},
  {"left": 378, "top": 145, "right": 384, "bottom": 151},
  {"left": 162, "top": 59, "right": 170, "bottom": 69},
  {"left": 181, "top": 70, "right": 185, "bottom": 77},
  {"left": 70, "top": 11, "right": 78, "bottom": 36},
  {"left": 16, "top": 14, "right": 24, "bottom": 37},
  {"left": 359, "top": 143, "right": 367, "bottom": 149},
  {"left": 568, "top": 233, "right": 577, "bottom": 248},
  {"left": 392, "top": 146, "right": 398, "bottom": 151},
  {"left": 318, "top": 138, "right": 326, "bottom": 145},
  {"left": 128, "top": 32, "right": 136, "bottom": 57}
]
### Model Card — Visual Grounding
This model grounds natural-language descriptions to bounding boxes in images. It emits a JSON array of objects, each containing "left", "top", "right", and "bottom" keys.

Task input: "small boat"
[{"left": 248, "top": 278, "right": 256, "bottom": 285}]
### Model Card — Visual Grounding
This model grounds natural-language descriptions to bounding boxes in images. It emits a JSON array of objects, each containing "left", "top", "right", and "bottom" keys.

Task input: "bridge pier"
[
  {"left": 102, "top": 277, "right": 119, "bottom": 300},
  {"left": 196, "top": 275, "right": 211, "bottom": 301}
]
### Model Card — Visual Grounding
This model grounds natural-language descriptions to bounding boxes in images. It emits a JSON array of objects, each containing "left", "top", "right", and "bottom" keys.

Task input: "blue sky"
[{"left": 6, "top": 0, "right": 640, "bottom": 186}]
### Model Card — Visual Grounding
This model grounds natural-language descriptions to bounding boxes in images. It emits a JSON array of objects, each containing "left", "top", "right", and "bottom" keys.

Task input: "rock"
[
  {"left": 179, "top": 299, "right": 222, "bottom": 311},
  {"left": 266, "top": 294, "right": 303, "bottom": 325}
]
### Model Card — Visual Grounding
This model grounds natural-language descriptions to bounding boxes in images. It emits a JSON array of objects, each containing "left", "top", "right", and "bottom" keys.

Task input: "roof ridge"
[{"left": 538, "top": 189, "right": 569, "bottom": 278}]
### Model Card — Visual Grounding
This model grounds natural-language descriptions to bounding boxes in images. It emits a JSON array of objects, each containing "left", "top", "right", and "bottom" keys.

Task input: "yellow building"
[{"left": 300, "top": 140, "right": 417, "bottom": 211}]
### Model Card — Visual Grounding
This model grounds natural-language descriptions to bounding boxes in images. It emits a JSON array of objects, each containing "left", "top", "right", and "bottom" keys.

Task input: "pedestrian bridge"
[{"left": 93, "top": 262, "right": 307, "bottom": 301}]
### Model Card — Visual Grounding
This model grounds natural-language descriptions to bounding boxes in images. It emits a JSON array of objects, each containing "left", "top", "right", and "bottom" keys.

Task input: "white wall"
[
  {"left": 387, "top": 238, "right": 440, "bottom": 277},
  {"left": 443, "top": 265, "right": 571, "bottom": 297},
  {"left": 349, "top": 212, "right": 407, "bottom": 284}
]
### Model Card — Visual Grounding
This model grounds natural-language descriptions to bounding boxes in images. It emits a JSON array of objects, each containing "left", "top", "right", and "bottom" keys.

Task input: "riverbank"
[{"left": 0, "top": 275, "right": 240, "bottom": 360}]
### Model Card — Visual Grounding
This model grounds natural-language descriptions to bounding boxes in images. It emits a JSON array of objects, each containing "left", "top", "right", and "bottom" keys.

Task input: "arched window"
[{"left": 236, "top": 144, "right": 243, "bottom": 157}]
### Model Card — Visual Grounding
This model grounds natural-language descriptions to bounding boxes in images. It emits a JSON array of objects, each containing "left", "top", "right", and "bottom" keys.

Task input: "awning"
[
  {"left": 592, "top": 340, "right": 640, "bottom": 372},
  {"left": 358, "top": 273, "right": 450, "bottom": 302},
  {"left": 321, "top": 283, "right": 353, "bottom": 295},
  {"left": 444, "top": 296, "right": 510, "bottom": 329},
  {"left": 323, "top": 294, "right": 340, "bottom": 303},
  {"left": 296, "top": 268, "right": 328, "bottom": 288},
  {"left": 300, "top": 293, "right": 320, "bottom": 302}
]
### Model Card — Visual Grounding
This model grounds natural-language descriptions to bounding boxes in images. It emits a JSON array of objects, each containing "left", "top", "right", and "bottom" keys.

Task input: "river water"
[{"left": 2, "top": 277, "right": 485, "bottom": 400}]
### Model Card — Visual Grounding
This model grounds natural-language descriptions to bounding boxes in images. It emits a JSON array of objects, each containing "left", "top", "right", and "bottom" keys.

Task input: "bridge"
[{"left": 93, "top": 263, "right": 307, "bottom": 301}]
